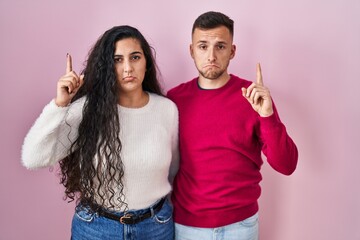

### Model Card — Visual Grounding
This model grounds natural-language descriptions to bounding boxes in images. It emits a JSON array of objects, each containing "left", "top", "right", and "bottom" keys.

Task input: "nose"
[
  {"left": 208, "top": 47, "right": 216, "bottom": 62},
  {"left": 123, "top": 59, "right": 133, "bottom": 74}
]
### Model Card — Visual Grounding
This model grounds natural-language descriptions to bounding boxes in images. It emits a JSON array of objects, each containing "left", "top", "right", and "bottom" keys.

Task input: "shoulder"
[
  {"left": 67, "top": 96, "right": 87, "bottom": 116},
  {"left": 149, "top": 93, "right": 178, "bottom": 125},
  {"left": 167, "top": 78, "right": 197, "bottom": 98},
  {"left": 149, "top": 93, "right": 178, "bottom": 111},
  {"left": 70, "top": 96, "right": 86, "bottom": 108},
  {"left": 229, "top": 74, "right": 253, "bottom": 88}
]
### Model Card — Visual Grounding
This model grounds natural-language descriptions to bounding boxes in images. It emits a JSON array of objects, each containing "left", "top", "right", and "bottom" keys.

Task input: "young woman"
[{"left": 22, "top": 25, "right": 179, "bottom": 240}]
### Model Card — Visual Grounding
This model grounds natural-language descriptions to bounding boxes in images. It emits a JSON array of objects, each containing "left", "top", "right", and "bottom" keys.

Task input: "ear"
[
  {"left": 190, "top": 44, "right": 194, "bottom": 59},
  {"left": 230, "top": 44, "right": 236, "bottom": 59}
]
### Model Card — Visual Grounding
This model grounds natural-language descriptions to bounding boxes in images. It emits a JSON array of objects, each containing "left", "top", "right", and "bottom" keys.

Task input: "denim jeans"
[
  {"left": 71, "top": 198, "right": 174, "bottom": 240},
  {"left": 175, "top": 212, "right": 258, "bottom": 240}
]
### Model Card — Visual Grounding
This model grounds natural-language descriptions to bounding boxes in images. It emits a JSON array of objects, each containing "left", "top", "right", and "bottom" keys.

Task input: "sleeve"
[
  {"left": 168, "top": 102, "right": 179, "bottom": 185},
  {"left": 258, "top": 102, "right": 298, "bottom": 175},
  {"left": 21, "top": 98, "right": 84, "bottom": 169}
]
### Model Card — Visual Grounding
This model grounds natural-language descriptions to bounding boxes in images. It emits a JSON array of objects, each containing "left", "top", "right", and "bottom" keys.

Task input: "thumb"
[{"left": 241, "top": 87, "right": 246, "bottom": 96}]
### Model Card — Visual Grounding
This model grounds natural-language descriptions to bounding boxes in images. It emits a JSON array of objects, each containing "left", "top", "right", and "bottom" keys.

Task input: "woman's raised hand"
[{"left": 55, "top": 54, "right": 84, "bottom": 107}]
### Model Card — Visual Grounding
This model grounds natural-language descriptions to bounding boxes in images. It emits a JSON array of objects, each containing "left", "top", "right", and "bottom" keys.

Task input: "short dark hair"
[{"left": 192, "top": 11, "right": 234, "bottom": 37}]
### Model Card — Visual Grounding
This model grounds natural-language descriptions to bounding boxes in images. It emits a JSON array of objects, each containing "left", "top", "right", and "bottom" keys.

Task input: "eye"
[
  {"left": 114, "top": 57, "right": 123, "bottom": 63},
  {"left": 131, "top": 55, "right": 141, "bottom": 61},
  {"left": 217, "top": 44, "right": 225, "bottom": 50},
  {"left": 198, "top": 44, "right": 207, "bottom": 50}
]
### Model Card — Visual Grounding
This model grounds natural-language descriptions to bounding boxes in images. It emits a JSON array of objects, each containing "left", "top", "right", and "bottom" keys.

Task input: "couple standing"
[{"left": 22, "top": 11, "right": 298, "bottom": 240}]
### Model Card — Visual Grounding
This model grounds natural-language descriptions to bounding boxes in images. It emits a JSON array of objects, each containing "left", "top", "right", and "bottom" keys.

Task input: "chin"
[{"left": 201, "top": 71, "right": 223, "bottom": 80}]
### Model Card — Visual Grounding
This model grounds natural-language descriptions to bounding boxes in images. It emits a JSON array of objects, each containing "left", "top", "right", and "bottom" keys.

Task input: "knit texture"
[
  {"left": 167, "top": 74, "right": 298, "bottom": 227},
  {"left": 22, "top": 93, "right": 179, "bottom": 211}
]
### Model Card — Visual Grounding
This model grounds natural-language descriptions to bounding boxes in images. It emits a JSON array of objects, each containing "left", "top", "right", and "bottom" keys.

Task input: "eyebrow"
[
  {"left": 114, "top": 51, "right": 143, "bottom": 57},
  {"left": 196, "top": 40, "right": 228, "bottom": 45}
]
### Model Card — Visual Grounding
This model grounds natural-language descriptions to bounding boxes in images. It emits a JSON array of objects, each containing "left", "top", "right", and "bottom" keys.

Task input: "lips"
[
  {"left": 204, "top": 64, "right": 219, "bottom": 68},
  {"left": 123, "top": 76, "right": 136, "bottom": 82}
]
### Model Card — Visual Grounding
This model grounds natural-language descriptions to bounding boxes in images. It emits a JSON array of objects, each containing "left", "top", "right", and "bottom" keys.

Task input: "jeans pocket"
[
  {"left": 153, "top": 199, "right": 173, "bottom": 224},
  {"left": 74, "top": 205, "right": 96, "bottom": 223},
  {"left": 239, "top": 213, "right": 258, "bottom": 227}
]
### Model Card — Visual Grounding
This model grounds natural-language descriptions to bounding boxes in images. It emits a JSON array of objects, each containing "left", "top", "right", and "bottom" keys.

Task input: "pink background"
[{"left": 1, "top": 0, "right": 359, "bottom": 239}]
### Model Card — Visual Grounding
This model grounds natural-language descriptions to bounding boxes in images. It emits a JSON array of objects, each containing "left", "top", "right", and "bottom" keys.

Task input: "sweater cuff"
[
  {"left": 49, "top": 99, "right": 69, "bottom": 109},
  {"left": 259, "top": 113, "right": 281, "bottom": 133},
  {"left": 39, "top": 99, "right": 70, "bottom": 118}
]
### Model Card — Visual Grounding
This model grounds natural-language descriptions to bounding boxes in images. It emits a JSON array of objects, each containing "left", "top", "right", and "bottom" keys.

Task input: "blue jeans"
[
  {"left": 175, "top": 212, "right": 258, "bottom": 240},
  {"left": 71, "top": 198, "right": 174, "bottom": 240}
]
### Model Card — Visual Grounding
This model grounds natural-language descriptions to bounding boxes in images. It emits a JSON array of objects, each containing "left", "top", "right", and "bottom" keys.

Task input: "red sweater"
[{"left": 167, "top": 75, "right": 298, "bottom": 228}]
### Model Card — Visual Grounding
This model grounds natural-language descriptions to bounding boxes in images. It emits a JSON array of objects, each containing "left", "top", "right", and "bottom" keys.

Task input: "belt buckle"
[{"left": 119, "top": 213, "right": 133, "bottom": 224}]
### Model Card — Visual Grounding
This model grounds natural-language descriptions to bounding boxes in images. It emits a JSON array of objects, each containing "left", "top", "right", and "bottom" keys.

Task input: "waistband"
[{"left": 97, "top": 197, "right": 166, "bottom": 224}]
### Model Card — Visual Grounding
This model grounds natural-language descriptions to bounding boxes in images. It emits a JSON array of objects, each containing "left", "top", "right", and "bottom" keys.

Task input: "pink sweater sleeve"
[{"left": 258, "top": 104, "right": 298, "bottom": 175}]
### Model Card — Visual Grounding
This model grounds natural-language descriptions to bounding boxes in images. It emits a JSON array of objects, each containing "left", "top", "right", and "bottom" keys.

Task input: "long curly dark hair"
[{"left": 59, "top": 25, "right": 163, "bottom": 211}]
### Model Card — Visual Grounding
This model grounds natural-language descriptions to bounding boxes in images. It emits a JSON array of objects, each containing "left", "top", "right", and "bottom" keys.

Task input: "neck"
[
  {"left": 118, "top": 90, "right": 149, "bottom": 108},
  {"left": 198, "top": 72, "right": 231, "bottom": 89}
]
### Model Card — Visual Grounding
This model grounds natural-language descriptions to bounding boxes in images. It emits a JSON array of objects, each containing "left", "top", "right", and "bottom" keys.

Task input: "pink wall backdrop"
[{"left": 1, "top": 0, "right": 359, "bottom": 239}]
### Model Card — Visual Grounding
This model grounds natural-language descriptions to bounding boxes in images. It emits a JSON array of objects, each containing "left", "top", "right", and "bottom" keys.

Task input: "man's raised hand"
[{"left": 241, "top": 63, "right": 273, "bottom": 117}]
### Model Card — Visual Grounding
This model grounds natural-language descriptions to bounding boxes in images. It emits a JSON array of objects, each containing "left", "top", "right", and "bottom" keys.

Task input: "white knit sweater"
[{"left": 21, "top": 93, "right": 179, "bottom": 211}]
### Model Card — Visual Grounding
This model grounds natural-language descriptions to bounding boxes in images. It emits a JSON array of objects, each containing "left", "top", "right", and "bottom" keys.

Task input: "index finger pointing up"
[
  {"left": 256, "top": 63, "right": 263, "bottom": 86},
  {"left": 66, "top": 53, "right": 72, "bottom": 73}
]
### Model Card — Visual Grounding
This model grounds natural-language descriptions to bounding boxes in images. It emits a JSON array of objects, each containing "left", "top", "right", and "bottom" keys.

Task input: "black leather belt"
[{"left": 97, "top": 197, "right": 166, "bottom": 224}]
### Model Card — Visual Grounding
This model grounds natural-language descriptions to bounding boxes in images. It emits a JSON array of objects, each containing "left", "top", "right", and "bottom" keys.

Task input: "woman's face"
[{"left": 114, "top": 38, "right": 147, "bottom": 94}]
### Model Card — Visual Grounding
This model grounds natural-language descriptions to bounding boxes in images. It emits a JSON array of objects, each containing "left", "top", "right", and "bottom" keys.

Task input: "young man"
[{"left": 167, "top": 11, "right": 298, "bottom": 240}]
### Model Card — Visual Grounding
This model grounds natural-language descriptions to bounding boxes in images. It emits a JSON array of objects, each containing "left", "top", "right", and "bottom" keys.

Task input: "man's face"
[{"left": 190, "top": 26, "right": 236, "bottom": 81}]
